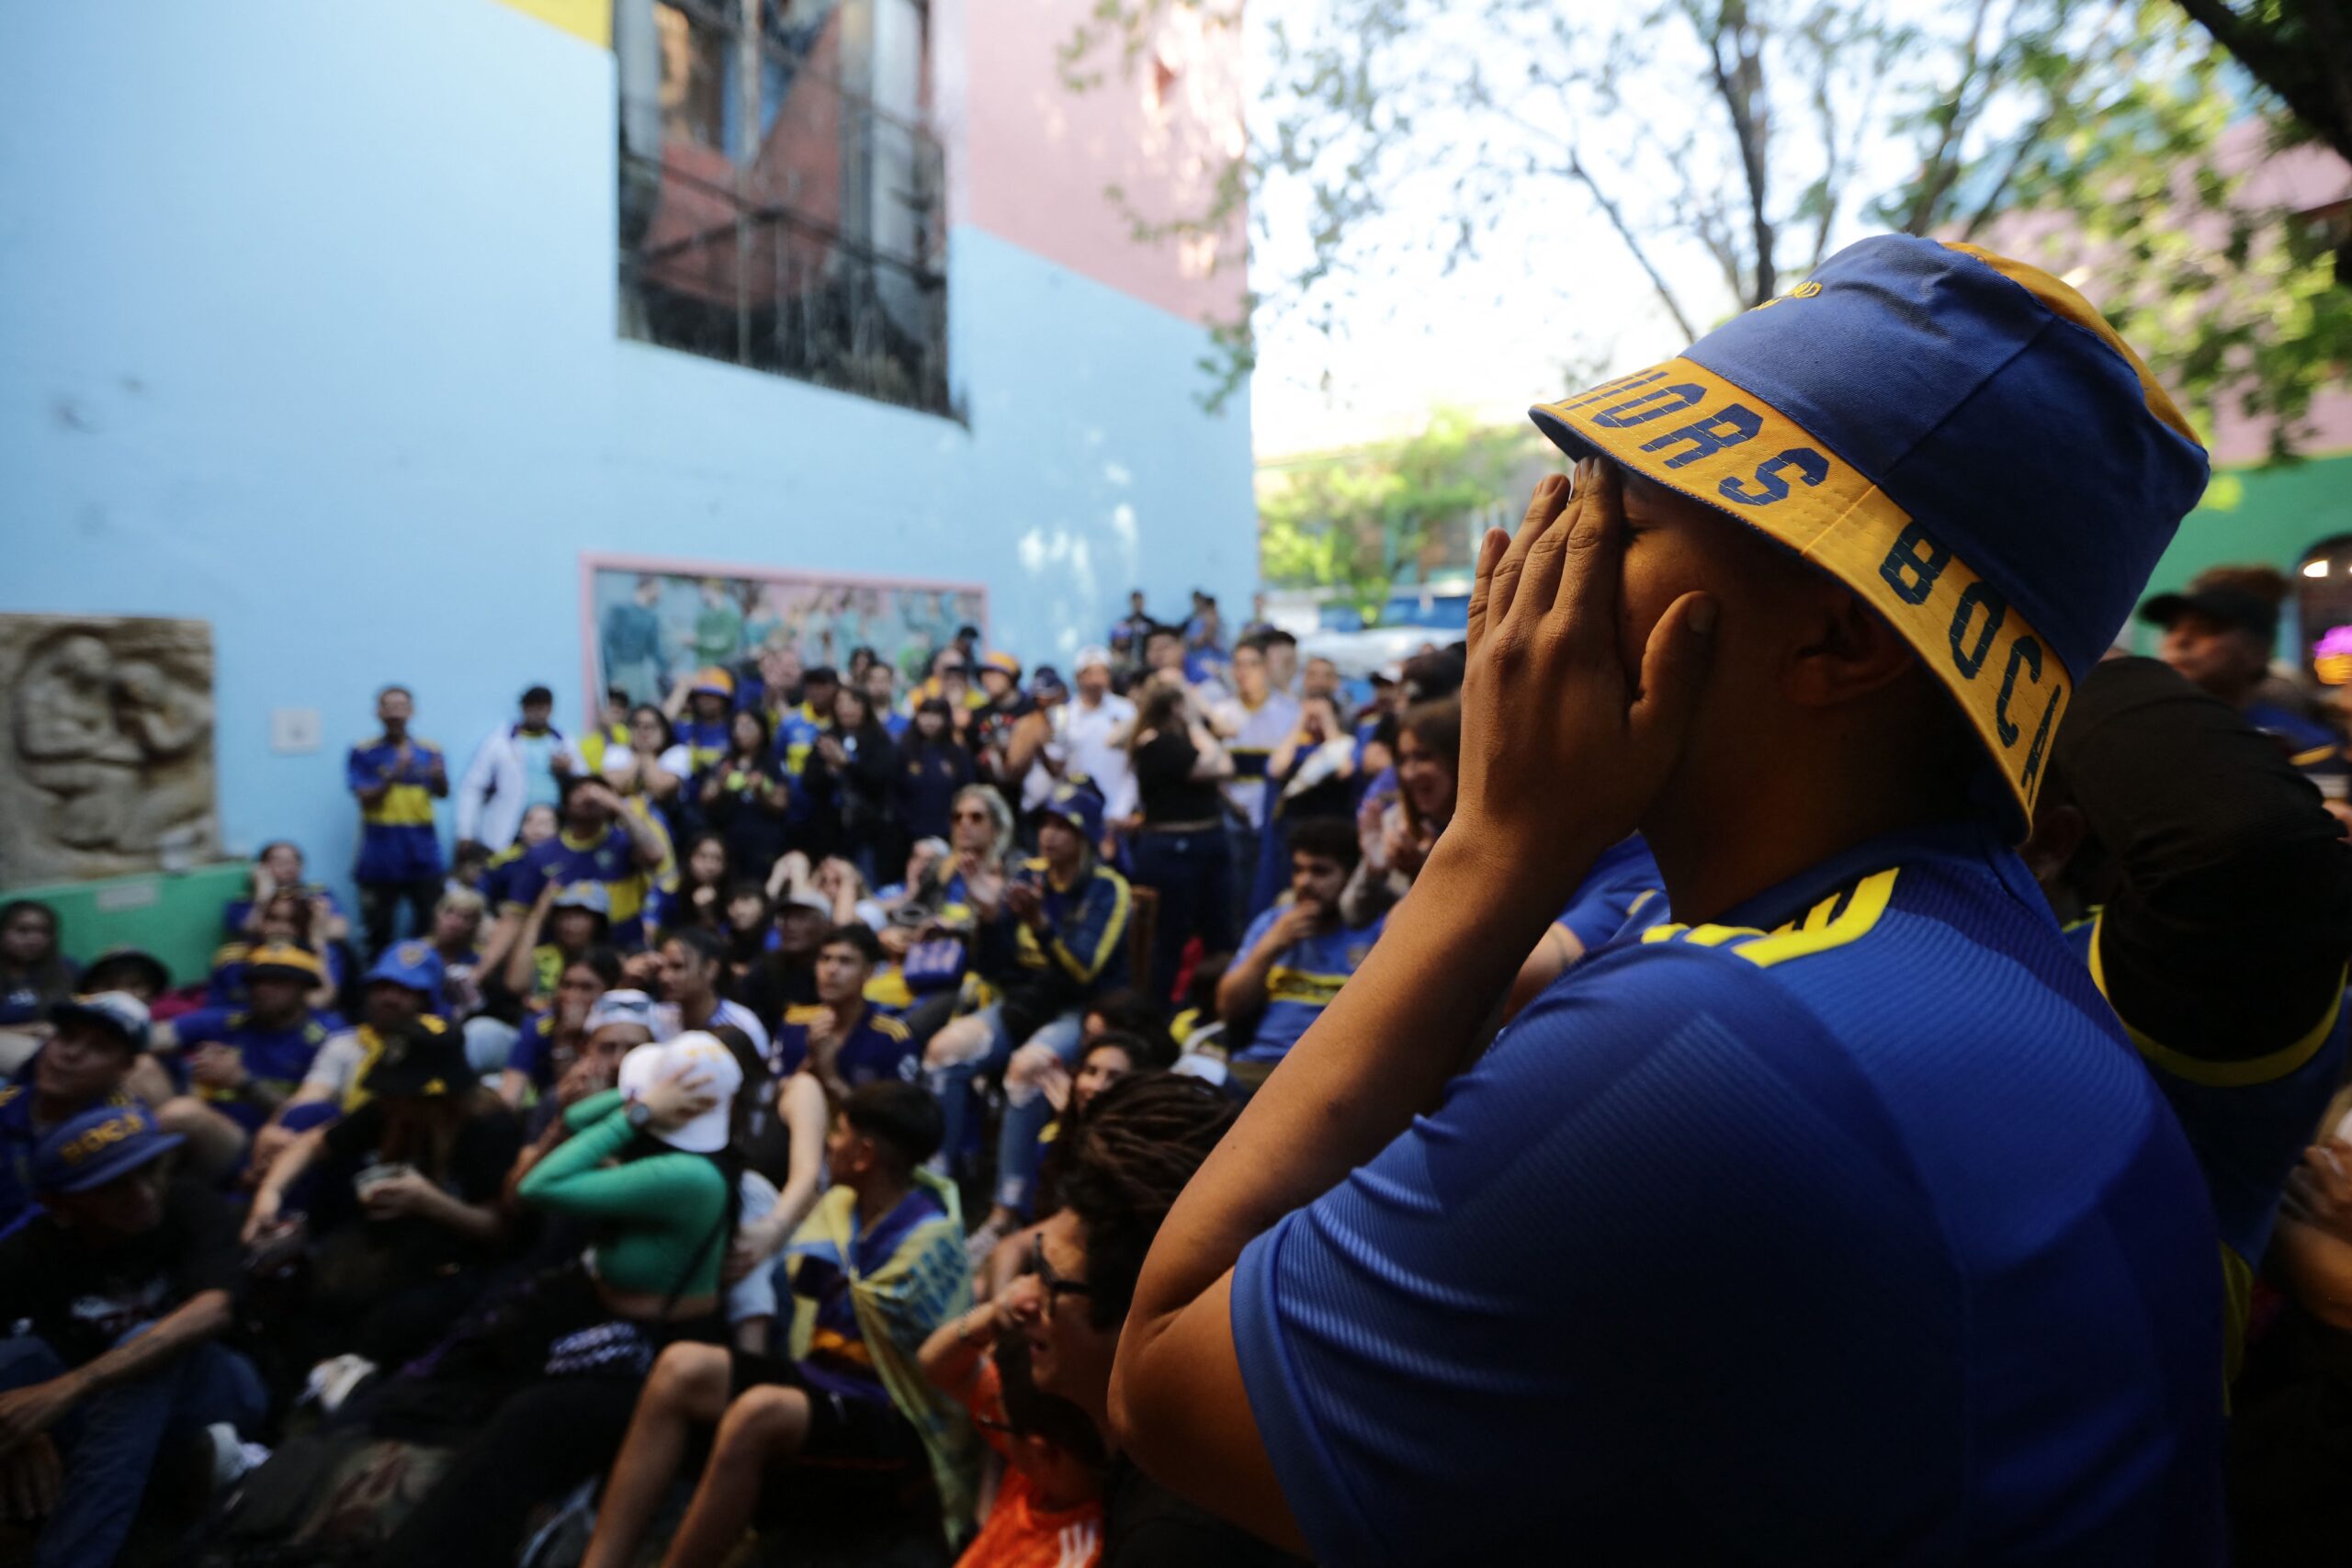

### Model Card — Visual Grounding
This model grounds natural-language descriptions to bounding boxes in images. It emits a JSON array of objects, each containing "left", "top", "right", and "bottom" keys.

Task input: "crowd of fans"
[
  {"left": 9, "top": 549, "right": 2352, "bottom": 1566},
  {"left": 0, "top": 592, "right": 1423, "bottom": 1568}
]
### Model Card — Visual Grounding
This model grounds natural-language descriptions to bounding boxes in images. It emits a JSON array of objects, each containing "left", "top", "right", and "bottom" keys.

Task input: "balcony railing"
[{"left": 619, "top": 5, "right": 952, "bottom": 416}]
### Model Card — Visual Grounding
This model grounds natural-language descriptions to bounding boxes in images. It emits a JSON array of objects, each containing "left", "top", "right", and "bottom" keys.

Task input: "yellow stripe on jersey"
[
  {"left": 2086, "top": 910, "right": 2345, "bottom": 1088},
  {"left": 1266, "top": 966, "right": 1348, "bottom": 1008},
  {"left": 366, "top": 783, "right": 436, "bottom": 827},
  {"left": 1641, "top": 870, "right": 1897, "bottom": 970}
]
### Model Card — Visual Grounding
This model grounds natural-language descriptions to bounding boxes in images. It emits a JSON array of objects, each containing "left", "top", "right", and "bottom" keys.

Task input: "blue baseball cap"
[
  {"left": 49, "top": 990, "right": 153, "bottom": 1053},
  {"left": 364, "top": 941, "right": 447, "bottom": 1012},
  {"left": 33, "top": 1101, "right": 182, "bottom": 1194},
  {"left": 1036, "top": 780, "right": 1106, "bottom": 846},
  {"left": 1531, "top": 235, "right": 2208, "bottom": 829}
]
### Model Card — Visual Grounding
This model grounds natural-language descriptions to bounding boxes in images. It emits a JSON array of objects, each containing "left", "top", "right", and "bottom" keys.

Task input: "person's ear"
[{"left": 1782, "top": 587, "right": 1920, "bottom": 708}]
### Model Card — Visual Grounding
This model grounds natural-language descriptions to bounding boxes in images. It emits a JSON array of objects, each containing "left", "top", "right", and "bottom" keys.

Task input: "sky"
[{"left": 1238, "top": 0, "right": 1967, "bottom": 459}]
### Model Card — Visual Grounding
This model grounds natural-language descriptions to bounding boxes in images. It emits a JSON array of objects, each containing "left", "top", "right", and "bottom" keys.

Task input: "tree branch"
[{"left": 1565, "top": 151, "right": 1703, "bottom": 341}]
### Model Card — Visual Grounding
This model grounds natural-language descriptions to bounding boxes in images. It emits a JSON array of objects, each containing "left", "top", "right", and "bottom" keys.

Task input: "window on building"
[{"left": 618, "top": 0, "right": 950, "bottom": 416}]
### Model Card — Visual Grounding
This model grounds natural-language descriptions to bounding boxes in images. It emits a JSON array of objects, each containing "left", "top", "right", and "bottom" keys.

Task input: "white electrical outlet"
[{"left": 270, "top": 707, "right": 322, "bottom": 754}]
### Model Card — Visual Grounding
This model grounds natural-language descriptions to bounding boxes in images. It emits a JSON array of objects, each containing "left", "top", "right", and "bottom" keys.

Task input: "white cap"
[
  {"left": 617, "top": 1032, "right": 744, "bottom": 1154},
  {"left": 1074, "top": 645, "right": 1113, "bottom": 673}
]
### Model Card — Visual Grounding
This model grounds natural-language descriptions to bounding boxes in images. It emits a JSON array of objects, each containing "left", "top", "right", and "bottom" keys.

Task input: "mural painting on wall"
[
  {"left": 582, "top": 555, "right": 989, "bottom": 711},
  {"left": 0, "top": 615, "right": 220, "bottom": 885}
]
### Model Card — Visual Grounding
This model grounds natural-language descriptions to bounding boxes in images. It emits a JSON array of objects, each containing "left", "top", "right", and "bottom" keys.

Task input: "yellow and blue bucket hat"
[{"left": 1531, "top": 234, "right": 2208, "bottom": 828}]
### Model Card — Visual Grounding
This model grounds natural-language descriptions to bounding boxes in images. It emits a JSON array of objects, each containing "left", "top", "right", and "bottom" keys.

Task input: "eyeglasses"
[
  {"left": 1028, "top": 1235, "right": 1093, "bottom": 1317},
  {"left": 951, "top": 810, "right": 991, "bottom": 824}
]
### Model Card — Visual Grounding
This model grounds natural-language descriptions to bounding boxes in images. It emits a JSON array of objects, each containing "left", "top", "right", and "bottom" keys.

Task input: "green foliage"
[
  {"left": 1257, "top": 409, "right": 1530, "bottom": 621},
  {"left": 1885, "top": 0, "right": 2352, "bottom": 457},
  {"left": 1067, "top": 0, "right": 2350, "bottom": 458}
]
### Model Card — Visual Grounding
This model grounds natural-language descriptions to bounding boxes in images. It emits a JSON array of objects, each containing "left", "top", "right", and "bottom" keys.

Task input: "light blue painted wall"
[{"left": 1, "top": 0, "right": 1253, "bottom": 903}]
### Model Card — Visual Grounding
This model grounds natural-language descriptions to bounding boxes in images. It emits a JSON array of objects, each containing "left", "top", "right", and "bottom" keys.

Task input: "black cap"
[
  {"left": 359, "top": 1019, "right": 469, "bottom": 1099},
  {"left": 2138, "top": 585, "right": 2278, "bottom": 643}
]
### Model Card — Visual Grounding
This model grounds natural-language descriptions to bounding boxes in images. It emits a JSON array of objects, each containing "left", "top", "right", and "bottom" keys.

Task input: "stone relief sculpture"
[{"left": 0, "top": 615, "right": 220, "bottom": 884}]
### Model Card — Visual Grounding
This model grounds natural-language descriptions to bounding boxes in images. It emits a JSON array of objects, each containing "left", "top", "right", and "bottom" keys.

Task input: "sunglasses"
[
  {"left": 1028, "top": 1235, "right": 1094, "bottom": 1316},
  {"left": 952, "top": 810, "right": 992, "bottom": 823}
]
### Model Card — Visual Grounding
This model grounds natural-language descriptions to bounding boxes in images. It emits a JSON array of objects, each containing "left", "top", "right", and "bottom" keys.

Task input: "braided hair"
[{"left": 1055, "top": 1073, "right": 1238, "bottom": 1331}]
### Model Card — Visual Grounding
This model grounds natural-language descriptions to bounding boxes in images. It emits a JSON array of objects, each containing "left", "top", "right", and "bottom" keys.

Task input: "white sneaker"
[
  {"left": 301, "top": 1353, "right": 379, "bottom": 1416},
  {"left": 206, "top": 1423, "right": 269, "bottom": 1491}
]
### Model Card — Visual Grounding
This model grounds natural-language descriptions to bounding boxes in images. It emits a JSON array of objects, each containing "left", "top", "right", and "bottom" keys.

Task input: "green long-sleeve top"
[{"left": 516, "top": 1089, "right": 729, "bottom": 1299}]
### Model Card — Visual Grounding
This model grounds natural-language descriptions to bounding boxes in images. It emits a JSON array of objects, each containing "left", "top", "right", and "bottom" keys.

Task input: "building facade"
[{"left": 2, "top": 0, "right": 1252, "bottom": 909}]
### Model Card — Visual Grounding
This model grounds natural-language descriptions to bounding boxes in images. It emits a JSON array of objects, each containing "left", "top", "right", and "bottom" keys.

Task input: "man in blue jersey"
[
  {"left": 498, "top": 773, "right": 673, "bottom": 953},
  {"left": 347, "top": 684, "right": 447, "bottom": 957},
  {"left": 1110, "top": 237, "right": 2228, "bottom": 1565},
  {"left": 153, "top": 942, "right": 334, "bottom": 1140},
  {"left": 1216, "top": 818, "right": 1381, "bottom": 1093},
  {"left": 773, "top": 924, "right": 918, "bottom": 1098}
]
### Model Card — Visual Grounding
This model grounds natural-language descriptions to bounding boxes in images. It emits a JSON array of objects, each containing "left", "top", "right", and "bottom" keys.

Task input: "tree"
[
  {"left": 1069, "top": 0, "right": 2350, "bottom": 456},
  {"left": 1257, "top": 408, "right": 1529, "bottom": 623},
  {"left": 2168, "top": 0, "right": 2352, "bottom": 165}
]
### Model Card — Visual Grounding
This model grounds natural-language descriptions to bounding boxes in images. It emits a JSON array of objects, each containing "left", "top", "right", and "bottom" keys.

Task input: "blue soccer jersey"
[
  {"left": 1554, "top": 832, "right": 1665, "bottom": 951},
  {"left": 346, "top": 736, "right": 446, "bottom": 882},
  {"left": 1232, "top": 820, "right": 2224, "bottom": 1566},
  {"left": 772, "top": 1005, "right": 919, "bottom": 1090},
  {"left": 501, "top": 810, "right": 673, "bottom": 951},
  {"left": 1232, "top": 907, "right": 1383, "bottom": 1064},
  {"left": 169, "top": 1006, "right": 333, "bottom": 1134}
]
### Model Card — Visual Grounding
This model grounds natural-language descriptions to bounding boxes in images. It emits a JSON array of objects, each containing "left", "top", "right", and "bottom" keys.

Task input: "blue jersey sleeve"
[
  {"left": 1238, "top": 906, "right": 1281, "bottom": 956},
  {"left": 345, "top": 745, "right": 376, "bottom": 795},
  {"left": 171, "top": 1007, "right": 234, "bottom": 1048},
  {"left": 771, "top": 1022, "right": 808, "bottom": 1077},
  {"left": 1229, "top": 944, "right": 1968, "bottom": 1567},
  {"left": 503, "top": 844, "right": 551, "bottom": 913}
]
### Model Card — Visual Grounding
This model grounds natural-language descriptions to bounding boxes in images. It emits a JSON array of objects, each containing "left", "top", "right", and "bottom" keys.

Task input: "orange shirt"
[{"left": 956, "top": 1360, "right": 1102, "bottom": 1568}]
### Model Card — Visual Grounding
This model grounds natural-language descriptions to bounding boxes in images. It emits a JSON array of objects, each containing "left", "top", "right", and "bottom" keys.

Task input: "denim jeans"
[
  {"left": 925, "top": 1003, "right": 1085, "bottom": 1214},
  {"left": 1129, "top": 826, "right": 1235, "bottom": 1002},
  {"left": 0, "top": 1328, "right": 266, "bottom": 1568}
]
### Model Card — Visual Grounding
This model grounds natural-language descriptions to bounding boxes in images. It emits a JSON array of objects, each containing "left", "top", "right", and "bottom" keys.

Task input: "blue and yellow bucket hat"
[{"left": 1531, "top": 234, "right": 2208, "bottom": 827}]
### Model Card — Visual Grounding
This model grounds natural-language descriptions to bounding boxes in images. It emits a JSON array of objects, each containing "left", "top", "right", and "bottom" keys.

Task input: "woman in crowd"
[
  {"left": 498, "top": 947, "right": 623, "bottom": 1110},
  {"left": 243, "top": 1019, "right": 524, "bottom": 1371},
  {"left": 379, "top": 1032, "right": 749, "bottom": 1568},
  {"left": 719, "top": 882, "right": 774, "bottom": 993},
  {"left": 655, "top": 831, "right": 734, "bottom": 944},
  {"left": 1125, "top": 673, "right": 1236, "bottom": 1001},
  {"left": 1251, "top": 692, "right": 1363, "bottom": 917},
  {"left": 698, "top": 710, "right": 791, "bottom": 877},
  {"left": 426, "top": 886, "right": 489, "bottom": 1021},
  {"left": 0, "top": 899, "right": 75, "bottom": 1036},
  {"left": 821, "top": 682, "right": 901, "bottom": 882},
  {"left": 224, "top": 840, "right": 350, "bottom": 945},
  {"left": 620, "top": 702, "right": 693, "bottom": 836},
  {"left": 210, "top": 887, "right": 346, "bottom": 1014},
  {"left": 1341, "top": 694, "right": 1460, "bottom": 927},
  {"left": 894, "top": 696, "right": 975, "bottom": 848}
]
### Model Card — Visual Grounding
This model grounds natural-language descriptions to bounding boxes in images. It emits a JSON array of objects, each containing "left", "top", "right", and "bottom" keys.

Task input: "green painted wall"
[
  {"left": 2130, "top": 449, "right": 2352, "bottom": 655},
  {"left": 0, "top": 864, "right": 247, "bottom": 992}
]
